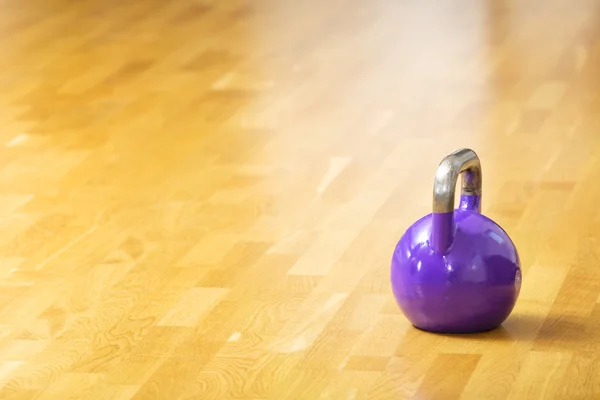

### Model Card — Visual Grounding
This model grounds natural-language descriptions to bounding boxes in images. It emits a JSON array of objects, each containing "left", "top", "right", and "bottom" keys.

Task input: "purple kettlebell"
[{"left": 391, "top": 148, "right": 521, "bottom": 333}]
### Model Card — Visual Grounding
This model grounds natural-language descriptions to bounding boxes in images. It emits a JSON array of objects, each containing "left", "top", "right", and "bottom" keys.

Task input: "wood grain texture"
[{"left": 0, "top": 0, "right": 599, "bottom": 398}]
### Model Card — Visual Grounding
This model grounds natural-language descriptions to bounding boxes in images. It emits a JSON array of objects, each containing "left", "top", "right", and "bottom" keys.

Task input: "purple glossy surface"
[
  {"left": 391, "top": 207, "right": 521, "bottom": 333},
  {"left": 458, "top": 194, "right": 481, "bottom": 213}
]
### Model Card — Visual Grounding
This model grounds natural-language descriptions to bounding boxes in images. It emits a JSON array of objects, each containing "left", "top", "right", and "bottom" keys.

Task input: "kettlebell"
[{"left": 390, "top": 148, "right": 521, "bottom": 333}]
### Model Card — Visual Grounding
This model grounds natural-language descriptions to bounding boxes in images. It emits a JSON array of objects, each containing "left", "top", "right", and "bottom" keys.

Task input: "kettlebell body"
[{"left": 390, "top": 149, "right": 521, "bottom": 334}]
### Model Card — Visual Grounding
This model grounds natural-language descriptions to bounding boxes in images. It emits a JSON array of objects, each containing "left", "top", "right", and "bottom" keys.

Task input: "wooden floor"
[{"left": 0, "top": 0, "right": 599, "bottom": 398}]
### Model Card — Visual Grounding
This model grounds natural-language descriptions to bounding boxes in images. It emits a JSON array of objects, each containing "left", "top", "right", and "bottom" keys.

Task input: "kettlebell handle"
[{"left": 430, "top": 148, "right": 482, "bottom": 253}]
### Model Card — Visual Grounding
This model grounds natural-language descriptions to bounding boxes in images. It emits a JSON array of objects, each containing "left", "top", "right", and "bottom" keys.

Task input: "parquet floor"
[{"left": 0, "top": 0, "right": 599, "bottom": 398}]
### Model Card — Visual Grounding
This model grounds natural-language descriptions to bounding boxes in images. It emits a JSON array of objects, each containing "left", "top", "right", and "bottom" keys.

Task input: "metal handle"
[
  {"left": 430, "top": 148, "right": 482, "bottom": 253},
  {"left": 432, "top": 148, "right": 482, "bottom": 213}
]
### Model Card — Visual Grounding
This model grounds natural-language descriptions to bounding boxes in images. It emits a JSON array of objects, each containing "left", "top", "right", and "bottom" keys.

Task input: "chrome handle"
[{"left": 432, "top": 148, "right": 482, "bottom": 214}]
